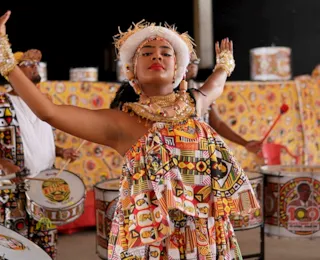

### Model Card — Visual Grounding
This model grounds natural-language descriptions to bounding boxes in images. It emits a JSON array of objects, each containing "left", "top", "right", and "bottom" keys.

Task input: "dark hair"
[
  {"left": 110, "top": 81, "right": 198, "bottom": 110},
  {"left": 110, "top": 81, "right": 139, "bottom": 110},
  {"left": 297, "top": 183, "right": 310, "bottom": 192}
]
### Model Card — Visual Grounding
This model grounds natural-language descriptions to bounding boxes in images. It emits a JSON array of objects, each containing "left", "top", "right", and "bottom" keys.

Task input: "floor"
[{"left": 57, "top": 227, "right": 320, "bottom": 260}]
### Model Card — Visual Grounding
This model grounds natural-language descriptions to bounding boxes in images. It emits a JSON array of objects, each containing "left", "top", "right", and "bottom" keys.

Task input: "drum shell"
[
  {"left": 250, "top": 47, "right": 292, "bottom": 81},
  {"left": 69, "top": 67, "right": 98, "bottom": 82},
  {"left": 94, "top": 178, "right": 120, "bottom": 259}
]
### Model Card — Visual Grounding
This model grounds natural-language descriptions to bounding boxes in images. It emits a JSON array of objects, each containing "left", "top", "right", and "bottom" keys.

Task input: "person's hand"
[
  {"left": 215, "top": 38, "right": 233, "bottom": 56},
  {"left": 244, "top": 140, "right": 263, "bottom": 154},
  {"left": 0, "top": 11, "right": 11, "bottom": 36},
  {"left": 61, "top": 148, "right": 79, "bottom": 162},
  {"left": 0, "top": 159, "right": 20, "bottom": 174},
  {"left": 214, "top": 38, "right": 235, "bottom": 76},
  {"left": 0, "top": 159, "right": 22, "bottom": 183}
]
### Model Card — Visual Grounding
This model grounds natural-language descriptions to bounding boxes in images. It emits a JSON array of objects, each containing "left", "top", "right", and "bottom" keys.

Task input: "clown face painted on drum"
[{"left": 135, "top": 39, "right": 176, "bottom": 87}]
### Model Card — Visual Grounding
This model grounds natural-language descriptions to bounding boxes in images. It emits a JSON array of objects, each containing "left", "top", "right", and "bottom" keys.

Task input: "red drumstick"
[{"left": 260, "top": 104, "right": 289, "bottom": 143}]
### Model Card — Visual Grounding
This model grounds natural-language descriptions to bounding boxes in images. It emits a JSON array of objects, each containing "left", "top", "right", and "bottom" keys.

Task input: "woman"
[{"left": 0, "top": 11, "right": 258, "bottom": 260}]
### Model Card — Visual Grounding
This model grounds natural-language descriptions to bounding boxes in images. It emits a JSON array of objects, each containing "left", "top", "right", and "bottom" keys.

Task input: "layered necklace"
[{"left": 122, "top": 90, "right": 196, "bottom": 123}]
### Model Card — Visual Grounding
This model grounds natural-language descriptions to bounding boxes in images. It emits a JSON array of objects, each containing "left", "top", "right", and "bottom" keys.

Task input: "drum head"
[
  {"left": 260, "top": 165, "right": 320, "bottom": 177},
  {"left": 245, "top": 171, "right": 263, "bottom": 180},
  {"left": 250, "top": 46, "right": 291, "bottom": 55},
  {"left": 26, "top": 169, "right": 85, "bottom": 209},
  {"left": 95, "top": 178, "right": 120, "bottom": 191},
  {"left": 0, "top": 225, "right": 51, "bottom": 259}
]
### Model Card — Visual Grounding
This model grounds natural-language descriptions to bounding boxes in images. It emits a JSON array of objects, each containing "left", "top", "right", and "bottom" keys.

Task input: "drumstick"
[
  {"left": 0, "top": 171, "right": 57, "bottom": 182},
  {"left": 25, "top": 177, "right": 59, "bottom": 182},
  {"left": 56, "top": 139, "right": 86, "bottom": 176},
  {"left": 53, "top": 93, "right": 65, "bottom": 105},
  {"left": 260, "top": 104, "right": 289, "bottom": 143}
]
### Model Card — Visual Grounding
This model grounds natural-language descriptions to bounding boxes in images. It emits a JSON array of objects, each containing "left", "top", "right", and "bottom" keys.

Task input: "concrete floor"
[{"left": 57, "top": 227, "right": 320, "bottom": 260}]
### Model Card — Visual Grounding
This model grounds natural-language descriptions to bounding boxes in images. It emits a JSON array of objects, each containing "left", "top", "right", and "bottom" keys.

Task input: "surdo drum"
[
  {"left": 261, "top": 165, "right": 320, "bottom": 239},
  {"left": 94, "top": 178, "right": 120, "bottom": 259}
]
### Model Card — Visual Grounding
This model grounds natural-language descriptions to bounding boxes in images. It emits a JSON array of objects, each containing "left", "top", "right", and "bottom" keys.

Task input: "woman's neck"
[{"left": 141, "top": 83, "right": 173, "bottom": 97}]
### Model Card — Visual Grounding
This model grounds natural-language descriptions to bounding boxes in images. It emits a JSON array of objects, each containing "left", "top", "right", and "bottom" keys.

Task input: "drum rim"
[
  {"left": 26, "top": 191, "right": 86, "bottom": 211},
  {"left": 244, "top": 171, "right": 264, "bottom": 180},
  {"left": 70, "top": 67, "right": 98, "bottom": 71},
  {"left": 260, "top": 164, "right": 320, "bottom": 176},
  {"left": 250, "top": 46, "right": 291, "bottom": 52},
  {"left": 94, "top": 178, "right": 120, "bottom": 191},
  {"left": 29, "top": 168, "right": 86, "bottom": 186}
]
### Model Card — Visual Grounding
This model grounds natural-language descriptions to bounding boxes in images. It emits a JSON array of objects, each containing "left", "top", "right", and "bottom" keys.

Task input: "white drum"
[
  {"left": 37, "top": 62, "right": 47, "bottom": 82},
  {"left": 94, "top": 178, "right": 120, "bottom": 260},
  {"left": 0, "top": 225, "right": 51, "bottom": 260},
  {"left": 70, "top": 67, "right": 98, "bottom": 82},
  {"left": 261, "top": 165, "right": 320, "bottom": 239},
  {"left": 250, "top": 47, "right": 291, "bottom": 81},
  {"left": 25, "top": 168, "right": 86, "bottom": 226}
]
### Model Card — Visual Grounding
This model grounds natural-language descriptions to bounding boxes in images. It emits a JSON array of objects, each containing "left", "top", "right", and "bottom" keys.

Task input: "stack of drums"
[
  {"left": 69, "top": 67, "right": 98, "bottom": 82},
  {"left": 94, "top": 178, "right": 120, "bottom": 259},
  {"left": 261, "top": 165, "right": 320, "bottom": 239},
  {"left": 250, "top": 47, "right": 292, "bottom": 81},
  {"left": 230, "top": 172, "right": 264, "bottom": 230}
]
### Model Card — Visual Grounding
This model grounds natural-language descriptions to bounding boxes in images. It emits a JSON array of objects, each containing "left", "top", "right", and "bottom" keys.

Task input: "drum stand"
[{"left": 239, "top": 223, "right": 265, "bottom": 260}]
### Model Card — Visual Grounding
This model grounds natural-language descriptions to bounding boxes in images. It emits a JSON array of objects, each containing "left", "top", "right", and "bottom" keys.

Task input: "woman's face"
[{"left": 135, "top": 39, "right": 176, "bottom": 86}]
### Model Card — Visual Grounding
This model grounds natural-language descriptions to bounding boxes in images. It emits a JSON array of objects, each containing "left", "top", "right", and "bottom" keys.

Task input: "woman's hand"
[
  {"left": 0, "top": 11, "right": 11, "bottom": 36},
  {"left": 215, "top": 37, "right": 233, "bottom": 56}
]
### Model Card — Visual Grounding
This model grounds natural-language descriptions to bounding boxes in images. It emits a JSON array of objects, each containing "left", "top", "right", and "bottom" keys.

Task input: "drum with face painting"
[
  {"left": 230, "top": 172, "right": 264, "bottom": 230},
  {"left": 261, "top": 165, "right": 320, "bottom": 239},
  {"left": 25, "top": 168, "right": 86, "bottom": 226},
  {"left": 0, "top": 225, "right": 51, "bottom": 260},
  {"left": 94, "top": 178, "right": 120, "bottom": 260}
]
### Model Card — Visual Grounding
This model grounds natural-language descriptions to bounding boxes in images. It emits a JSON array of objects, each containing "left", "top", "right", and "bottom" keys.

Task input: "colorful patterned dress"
[{"left": 108, "top": 108, "right": 259, "bottom": 260}]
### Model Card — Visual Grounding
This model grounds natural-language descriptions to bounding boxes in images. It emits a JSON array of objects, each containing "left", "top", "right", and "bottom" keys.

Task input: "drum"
[
  {"left": 230, "top": 172, "right": 264, "bottom": 230},
  {"left": 250, "top": 46, "right": 292, "bottom": 81},
  {"left": 94, "top": 178, "right": 120, "bottom": 260},
  {"left": 69, "top": 67, "right": 98, "bottom": 82},
  {"left": 261, "top": 165, "right": 320, "bottom": 239},
  {"left": 116, "top": 61, "right": 126, "bottom": 82},
  {"left": 37, "top": 62, "right": 47, "bottom": 82},
  {"left": 0, "top": 225, "right": 51, "bottom": 260},
  {"left": 25, "top": 168, "right": 86, "bottom": 226}
]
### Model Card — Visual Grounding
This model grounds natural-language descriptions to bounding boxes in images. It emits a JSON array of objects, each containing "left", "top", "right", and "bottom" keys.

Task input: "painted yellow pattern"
[{"left": 214, "top": 81, "right": 305, "bottom": 171}]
